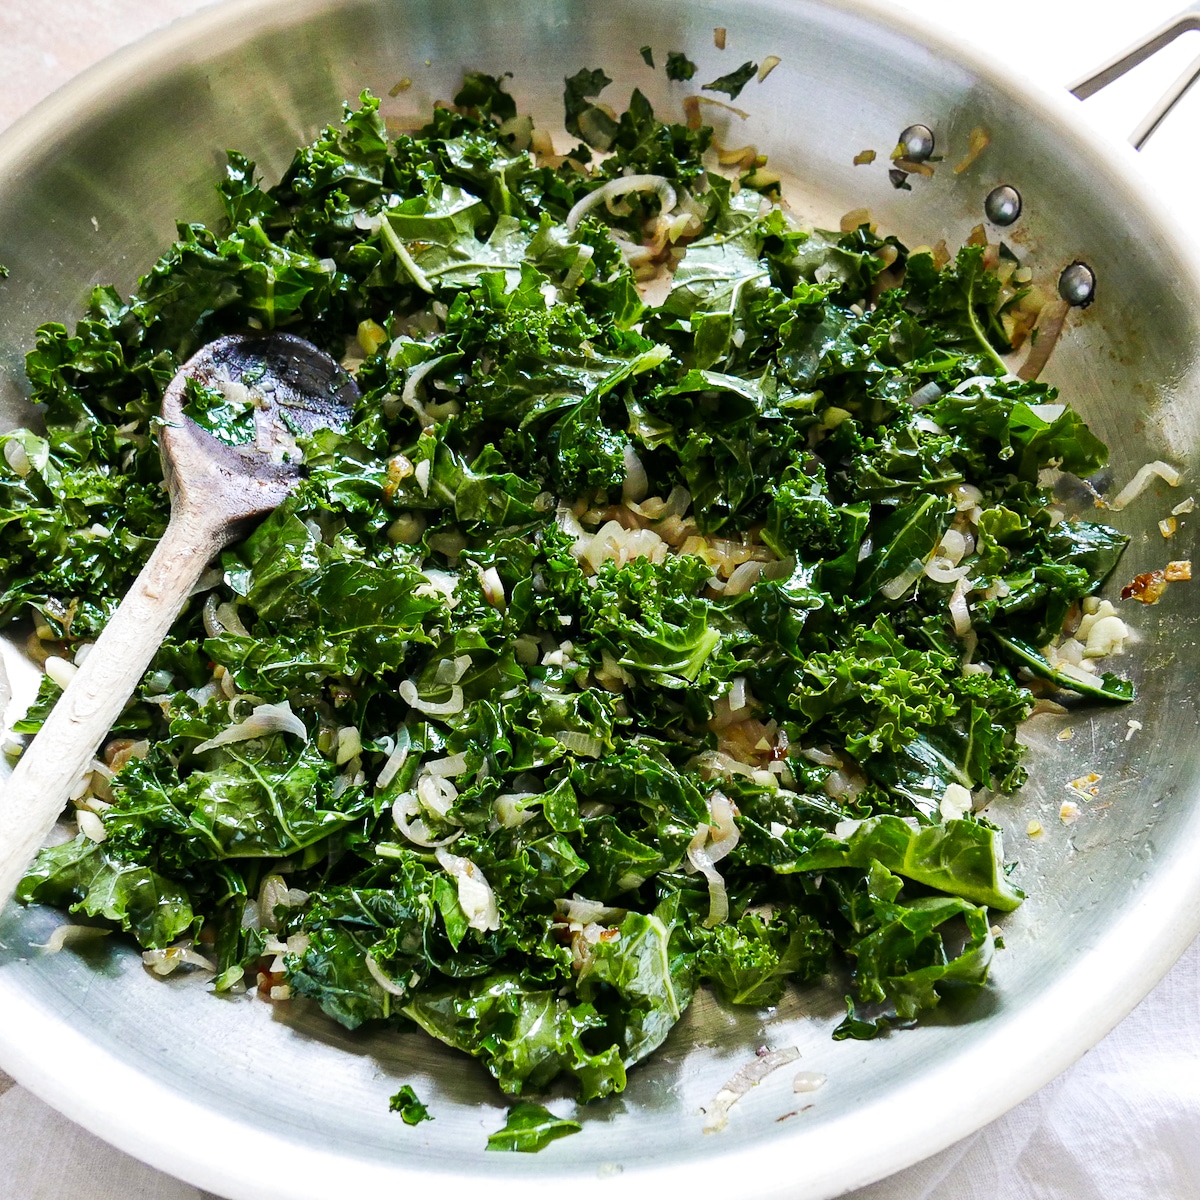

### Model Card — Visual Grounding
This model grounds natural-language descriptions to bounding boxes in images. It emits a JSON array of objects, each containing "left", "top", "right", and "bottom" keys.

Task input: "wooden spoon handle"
[{"left": 0, "top": 504, "right": 227, "bottom": 909}]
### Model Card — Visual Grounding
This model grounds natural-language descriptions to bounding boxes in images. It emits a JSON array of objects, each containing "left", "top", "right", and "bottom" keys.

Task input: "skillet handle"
[{"left": 1069, "top": 3, "right": 1200, "bottom": 149}]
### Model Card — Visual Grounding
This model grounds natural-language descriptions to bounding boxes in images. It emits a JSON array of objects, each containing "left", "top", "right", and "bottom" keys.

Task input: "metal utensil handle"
[
  {"left": 0, "top": 503, "right": 226, "bottom": 910},
  {"left": 1070, "top": 2, "right": 1200, "bottom": 148}
]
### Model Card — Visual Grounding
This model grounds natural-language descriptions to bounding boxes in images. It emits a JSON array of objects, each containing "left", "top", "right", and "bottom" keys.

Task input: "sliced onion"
[
  {"left": 216, "top": 601, "right": 249, "bottom": 637},
  {"left": 923, "top": 556, "right": 970, "bottom": 584},
  {"left": 427, "top": 752, "right": 469, "bottom": 778},
  {"left": 880, "top": 558, "right": 924, "bottom": 600},
  {"left": 364, "top": 952, "right": 409, "bottom": 997},
  {"left": 555, "top": 894, "right": 627, "bottom": 926},
  {"left": 685, "top": 824, "right": 729, "bottom": 928},
  {"left": 1107, "top": 460, "right": 1182, "bottom": 511},
  {"left": 44, "top": 655, "right": 78, "bottom": 689},
  {"left": 908, "top": 382, "right": 943, "bottom": 408},
  {"left": 434, "top": 654, "right": 473, "bottom": 685},
  {"left": 435, "top": 849, "right": 501, "bottom": 931},
  {"left": 257, "top": 873, "right": 306, "bottom": 931},
  {"left": 193, "top": 700, "right": 307, "bottom": 754},
  {"left": 1026, "top": 403, "right": 1066, "bottom": 423},
  {"left": 33, "top": 924, "right": 112, "bottom": 953},
  {"left": 938, "top": 528, "right": 967, "bottom": 564},
  {"left": 825, "top": 769, "right": 866, "bottom": 801},
  {"left": 142, "top": 944, "right": 216, "bottom": 977},
  {"left": 392, "top": 791, "right": 462, "bottom": 848},
  {"left": 399, "top": 680, "right": 464, "bottom": 717},
  {"left": 703, "top": 1047, "right": 801, "bottom": 1134},
  {"left": 948, "top": 577, "right": 972, "bottom": 636},
  {"left": 479, "top": 566, "right": 506, "bottom": 610},
  {"left": 335, "top": 725, "right": 362, "bottom": 766},
  {"left": 401, "top": 353, "right": 453, "bottom": 416},
  {"left": 1016, "top": 299, "right": 1069, "bottom": 383},
  {"left": 725, "top": 560, "right": 765, "bottom": 596},
  {"left": 939, "top": 782, "right": 974, "bottom": 822},
  {"left": 415, "top": 569, "right": 460, "bottom": 605},
  {"left": 77, "top": 809, "right": 107, "bottom": 843},
  {"left": 417, "top": 771, "right": 458, "bottom": 818},
  {"left": 800, "top": 745, "right": 842, "bottom": 768},
  {"left": 622, "top": 444, "right": 649, "bottom": 503},
  {"left": 662, "top": 485, "right": 692, "bottom": 519},
  {"left": 414, "top": 458, "right": 431, "bottom": 496},
  {"left": 952, "top": 484, "right": 983, "bottom": 513},
  {"left": 565, "top": 174, "right": 678, "bottom": 232},
  {"left": 705, "top": 790, "right": 740, "bottom": 864},
  {"left": 494, "top": 792, "right": 539, "bottom": 828},
  {"left": 3, "top": 438, "right": 32, "bottom": 477},
  {"left": 555, "top": 503, "right": 586, "bottom": 540},
  {"left": 376, "top": 726, "right": 411, "bottom": 790},
  {"left": 691, "top": 749, "right": 757, "bottom": 780},
  {"left": 554, "top": 730, "right": 604, "bottom": 758},
  {"left": 561, "top": 240, "right": 595, "bottom": 293},
  {"left": 202, "top": 593, "right": 224, "bottom": 638}
]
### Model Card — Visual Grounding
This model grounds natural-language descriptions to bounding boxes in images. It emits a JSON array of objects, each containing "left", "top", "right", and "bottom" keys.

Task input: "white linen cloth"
[{"left": 2, "top": 1, "right": 1199, "bottom": 1197}]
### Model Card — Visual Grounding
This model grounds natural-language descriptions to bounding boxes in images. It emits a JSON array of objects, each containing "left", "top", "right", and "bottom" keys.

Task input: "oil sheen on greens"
[{"left": 6, "top": 69, "right": 1129, "bottom": 1103}]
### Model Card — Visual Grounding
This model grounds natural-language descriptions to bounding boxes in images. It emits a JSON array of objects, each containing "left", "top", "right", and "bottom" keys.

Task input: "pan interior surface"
[{"left": 1, "top": 1, "right": 1199, "bottom": 1197}]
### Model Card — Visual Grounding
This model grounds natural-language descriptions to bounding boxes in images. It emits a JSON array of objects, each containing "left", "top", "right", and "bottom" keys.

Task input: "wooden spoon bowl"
[{"left": 0, "top": 332, "right": 357, "bottom": 907}]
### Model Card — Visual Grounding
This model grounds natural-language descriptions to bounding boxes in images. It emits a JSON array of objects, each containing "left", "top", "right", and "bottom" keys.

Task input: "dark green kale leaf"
[
  {"left": 179, "top": 376, "right": 257, "bottom": 445},
  {"left": 695, "top": 910, "right": 831, "bottom": 1006},
  {"left": 702, "top": 61, "right": 758, "bottom": 99},
  {"left": 563, "top": 68, "right": 618, "bottom": 151},
  {"left": 831, "top": 860, "right": 997, "bottom": 1038},
  {"left": 575, "top": 902, "right": 697, "bottom": 1066},
  {"left": 17, "top": 837, "right": 193, "bottom": 948},
  {"left": 389, "top": 1085, "right": 434, "bottom": 1125},
  {"left": 405, "top": 975, "right": 626, "bottom": 1101},
  {"left": 599, "top": 89, "right": 713, "bottom": 186},
  {"left": 927, "top": 376, "right": 1108, "bottom": 483},
  {"left": 989, "top": 633, "right": 1134, "bottom": 703},
  {"left": 580, "top": 555, "right": 729, "bottom": 690},
  {"left": 486, "top": 1102, "right": 582, "bottom": 1152},
  {"left": 453, "top": 72, "right": 517, "bottom": 125},
  {"left": 664, "top": 52, "right": 697, "bottom": 82},
  {"left": 788, "top": 814, "right": 1024, "bottom": 911}
]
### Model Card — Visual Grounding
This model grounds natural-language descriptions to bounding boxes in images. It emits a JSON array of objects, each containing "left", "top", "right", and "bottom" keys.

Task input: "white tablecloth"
[{"left": 3, "top": 1, "right": 1200, "bottom": 1196}]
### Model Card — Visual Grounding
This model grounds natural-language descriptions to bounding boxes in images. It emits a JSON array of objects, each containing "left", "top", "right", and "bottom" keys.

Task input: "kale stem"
[{"left": 964, "top": 274, "right": 1010, "bottom": 376}]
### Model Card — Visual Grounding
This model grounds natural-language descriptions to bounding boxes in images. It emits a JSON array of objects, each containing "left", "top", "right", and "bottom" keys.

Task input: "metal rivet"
[
  {"left": 898, "top": 124, "right": 935, "bottom": 162},
  {"left": 1058, "top": 261, "right": 1096, "bottom": 307},
  {"left": 985, "top": 184, "right": 1022, "bottom": 226}
]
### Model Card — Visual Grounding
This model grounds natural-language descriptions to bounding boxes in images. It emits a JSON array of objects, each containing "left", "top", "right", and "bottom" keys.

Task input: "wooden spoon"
[{"left": 0, "top": 332, "right": 357, "bottom": 908}]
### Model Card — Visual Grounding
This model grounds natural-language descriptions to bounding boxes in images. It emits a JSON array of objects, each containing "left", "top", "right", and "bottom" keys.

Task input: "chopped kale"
[
  {"left": 665, "top": 52, "right": 698, "bottom": 82},
  {"left": 702, "top": 61, "right": 758, "bottom": 99},
  {"left": 389, "top": 1085, "right": 434, "bottom": 1125},
  {"left": 6, "top": 72, "right": 1131, "bottom": 1127},
  {"left": 486, "top": 1103, "right": 581, "bottom": 1152}
]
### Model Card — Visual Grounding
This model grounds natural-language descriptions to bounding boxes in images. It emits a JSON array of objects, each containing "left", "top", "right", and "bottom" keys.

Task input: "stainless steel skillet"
[{"left": 1, "top": 2, "right": 1200, "bottom": 1198}]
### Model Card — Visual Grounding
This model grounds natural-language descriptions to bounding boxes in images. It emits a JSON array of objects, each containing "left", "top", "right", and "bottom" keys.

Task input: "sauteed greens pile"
[{"left": 4, "top": 71, "right": 1130, "bottom": 1100}]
